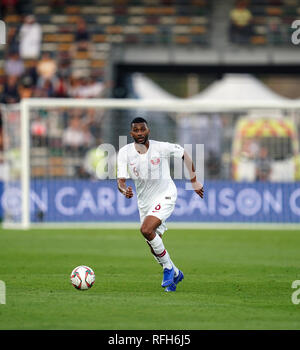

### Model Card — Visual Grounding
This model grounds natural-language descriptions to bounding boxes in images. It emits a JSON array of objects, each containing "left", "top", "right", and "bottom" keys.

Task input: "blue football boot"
[
  {"left": 161, "top": 267, "right": 175, "bottom": 288},
  {"left": 165, "top": 282, "right": 176, "bottom": 292},
  {"left": 164, "top": 270, "right": 184, "bottom": 292}
]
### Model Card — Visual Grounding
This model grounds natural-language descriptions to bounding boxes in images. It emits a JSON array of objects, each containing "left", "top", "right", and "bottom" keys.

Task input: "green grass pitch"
[{"left": 0, "top": 227, "right": 300, "bottom": 330}]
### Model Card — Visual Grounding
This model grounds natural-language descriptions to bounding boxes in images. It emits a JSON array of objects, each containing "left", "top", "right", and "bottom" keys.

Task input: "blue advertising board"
[{"left": 0, "top": 180, "right": 300, "bottom": 223}]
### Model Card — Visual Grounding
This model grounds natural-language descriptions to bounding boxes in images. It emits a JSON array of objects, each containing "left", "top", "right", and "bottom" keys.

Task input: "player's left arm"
[{"left": 182, "top": 151, "right": 204, "bottom": 198}]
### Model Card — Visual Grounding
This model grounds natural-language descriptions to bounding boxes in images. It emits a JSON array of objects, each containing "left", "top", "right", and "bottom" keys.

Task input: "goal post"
[
  {"left": 1, "top": 97, "right": 300, "bottom": 229},
  {"left": 20, "top": 99, "right": 30, "bottom": 229}
]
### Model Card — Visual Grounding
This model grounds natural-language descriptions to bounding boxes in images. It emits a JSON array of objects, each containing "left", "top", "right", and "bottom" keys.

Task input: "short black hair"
[{"left": 131, "top": 117, "right": 148, "bottom": 126}]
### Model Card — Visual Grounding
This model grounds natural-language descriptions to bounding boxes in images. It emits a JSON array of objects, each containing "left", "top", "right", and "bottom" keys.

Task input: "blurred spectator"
[
  {"left": 31, "top": 116, "right": 47, "bottom": 147},
  {"left": 82, "top": 123, "right": 95, "bottom": 148},
  {"left": 50, "top": 0, "right": 65, "bottom": 14},
  {"left": 19, "top": 15, "right": 42, "bottom": 60},
  {"left": 36, "top": 52, "right": 58, "bottom": 88},
  {"left": 255, "top": 146, "right": 271, "bottom": 181},
  {"left": 58, "top": 57, "right": 72, "bottom": 80},
  {"left": 206, "top": 114, "right": 222, "bottom": 159},
  {"left": 18, "top": 74, "right": 34, "bottom": 99},
  {"left": 76, "top": 76, "right": 92, "bottom": 98},
  {"left": 6, "top": 27, "right": 19, "bottom": 57},
  {"left": 0, "top": 0, "right": 20, "bottom": 17},
  {"left": 62, "top": 115, "right": 94, "bottom": 155},
  {"left": 34, "top": 79, "right": 55, "bottom": 97},
  {"left": 205, "top": 150, "right": 221, "bottom": 179},
  {"left": 74, "top": 18, "right": 90, "bottom": 52},
  {"left": 54, "top": 58, "right": 71, "bottom": 97},
  {"left": 83, "top": 109, "right": 103, "bottom": 139},
  {"left": 0, "top": 152, "right": 5, "bottom": 182},
  {"left": 229, "top": 0, "right": 253, "bottom": 44},
  {"left": 4, "top": 51, "right": 25, "bottom": 78},
  {"left": 67, "top": 73, "right": 82, "bottom": 98},
  {"left": 66, "top": 71, "right": 106, "bottom": 99},
  {"left": 76, "top": 76, "right": 106, "bottom": 98},
  {"left": 0, "top": 113, "right": 3, "bottom": 151},
  {"left": 241, "top": 138, "right": 259, "bottom": 159},
  {"left": 86, "top": 76, "right": 107, "bottom": 98},
  {"left": 269, "top": 17, "right": 282, "bottom": 44},
  {"left": 1, "top": 75, "right": 20, "bottom": 104},
  {"left": 23, "top": 61, "right": 39, "bottom": 86},
  {"left": 54, "top": 75, "right": 68, "bottom": 98}
]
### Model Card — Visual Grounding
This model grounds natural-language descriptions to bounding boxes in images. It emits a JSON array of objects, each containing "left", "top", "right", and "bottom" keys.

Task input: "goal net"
[{"left": 1, "top": 98, "right": 300, "bottom": 229}]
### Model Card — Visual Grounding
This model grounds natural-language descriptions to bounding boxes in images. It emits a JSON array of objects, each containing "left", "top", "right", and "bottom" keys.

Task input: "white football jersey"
[{"left": 117, "top": 140, "right": 184, "bottom": 210}]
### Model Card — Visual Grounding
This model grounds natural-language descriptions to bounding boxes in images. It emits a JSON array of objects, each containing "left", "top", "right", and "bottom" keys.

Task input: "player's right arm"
[
  {"left": 117, "top": 146, "right": 133, "bottom": 198},
  {"left": 117, "top": 178, "right": 133, "bottom": 198}
]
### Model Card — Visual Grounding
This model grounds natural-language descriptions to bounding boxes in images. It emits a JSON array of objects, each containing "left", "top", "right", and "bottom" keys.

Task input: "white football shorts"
[{"left": 139, "top": 194, "right": 176, "bottom": 236}]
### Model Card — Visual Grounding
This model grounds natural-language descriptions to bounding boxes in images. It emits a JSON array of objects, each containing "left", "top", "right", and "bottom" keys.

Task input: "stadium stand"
[
  {"left": 229, "top": 0, "right": 300, "bottom": 46},
  {"left": 0, "top": 0, "right": 300, "bottom": 183},
  {"left": 0, "top": 0, "right": 213, "bottom": 178},
  {"left": 4, "top": 0, "right": 299, "bottom": 103},
  {"left": 0, "top": 0, "right": 212, "bottom": 92},
  {"left": 4, "top": 0, "right": 299, "bottom": 104}
]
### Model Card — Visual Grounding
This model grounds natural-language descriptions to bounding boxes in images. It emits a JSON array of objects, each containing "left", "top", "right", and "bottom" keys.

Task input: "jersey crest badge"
[{"left": 150, "top": 158, "right": 160, "bottom": 165}]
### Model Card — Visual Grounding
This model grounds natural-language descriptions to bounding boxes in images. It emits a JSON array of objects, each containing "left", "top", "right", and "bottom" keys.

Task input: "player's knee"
[{"left": 140, "top": 224, "right": 154, "bottom": 240}]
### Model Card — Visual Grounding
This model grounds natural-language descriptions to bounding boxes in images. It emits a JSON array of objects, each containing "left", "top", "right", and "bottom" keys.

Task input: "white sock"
[
  {"left": 147, "top": 234, "right": 172, "bottom": 270},
  {"left": 170, "top": 258, "right": 179, "bottom": 277},
  {"left": 154, "top": 255, "right": 179, "bottom": 277},
  {"left": 154, "top": 235, "right": 180, "bottom": 276}
]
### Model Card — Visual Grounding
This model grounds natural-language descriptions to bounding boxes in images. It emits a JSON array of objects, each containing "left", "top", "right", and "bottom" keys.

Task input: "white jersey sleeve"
[
  {"left": 117, "top": 146, "right": 130, "bottom": 179},
  {"left": 163, "top": 142, "right": 184, "bottom": 159}
]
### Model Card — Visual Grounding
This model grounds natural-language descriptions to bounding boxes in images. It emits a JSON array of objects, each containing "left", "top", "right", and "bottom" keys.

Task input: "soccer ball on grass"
[{"left": 70, "top": 265, "right": 95, "bottom": 290}]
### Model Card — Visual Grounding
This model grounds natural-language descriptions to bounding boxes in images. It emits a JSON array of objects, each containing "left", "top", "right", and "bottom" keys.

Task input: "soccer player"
[{"left": 117, "top": 117, "right": 204, "bottom": 292}]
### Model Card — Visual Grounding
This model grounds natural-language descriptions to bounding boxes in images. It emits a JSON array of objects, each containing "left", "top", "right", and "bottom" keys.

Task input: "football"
[{"left": 70, "top": 265, "right": 95, "bottom": 290}]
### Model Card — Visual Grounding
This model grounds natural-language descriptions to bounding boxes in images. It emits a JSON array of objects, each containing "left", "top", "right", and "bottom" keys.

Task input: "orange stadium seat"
[
  {"left": 3, "top": 15, "right": 21, "bottom": 23},
  {"left": 140, "top": 25, "right": 158, "bottom": 34},
  {"left": 190, "top": 25, "right": 207, "bottom": 34},
  {"left": 43, "top": 34, "right": 74, "bottom": 43},
  {"left": 64, "top": 6, "right": 81, "bottom": 15},
  {"left": 34, "top": 6, "right": 51, "bottom": 14},
  {"left": 31, "top": 167, "right": 48, "bottom": 178},
  {"left": 266, "top": 6, "right": 283, "bottom": 16},
  {"left": 92, "top": 34, "right": 108, "bottom": 43},
  {"left": 57, "top": 43, "right": 73, "bottom": 52},
  {"left": 174, "top": 35, "right": 192, "bottom": 45},
  {"left": 74, "top": 51, "right": 90, "bottom": 60},
  {"left": 90, "top": 60, "right": 107, "bottom": 68},
  {"left": 105, "top": 26, "right": 124, "bottom": 34},
  {"left": 144, "top": 7, "right": 176, "bottom": 15},
  {"left": 250, "top": 35, "right": 267, "bottom": 45},
  {"left": 175, "top": 16, "right": 192, "bottom": 25},
  {"left": 66, "top": 16, "right": 82, "bottom": 24},
  {"left": 49, "top": 157, "right": 67, "bottom": 177}
]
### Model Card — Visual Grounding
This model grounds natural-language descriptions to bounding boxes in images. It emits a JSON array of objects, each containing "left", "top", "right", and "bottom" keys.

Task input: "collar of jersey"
[{"left": 133, "top": 140, "right": 151, "bottom": 156}]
